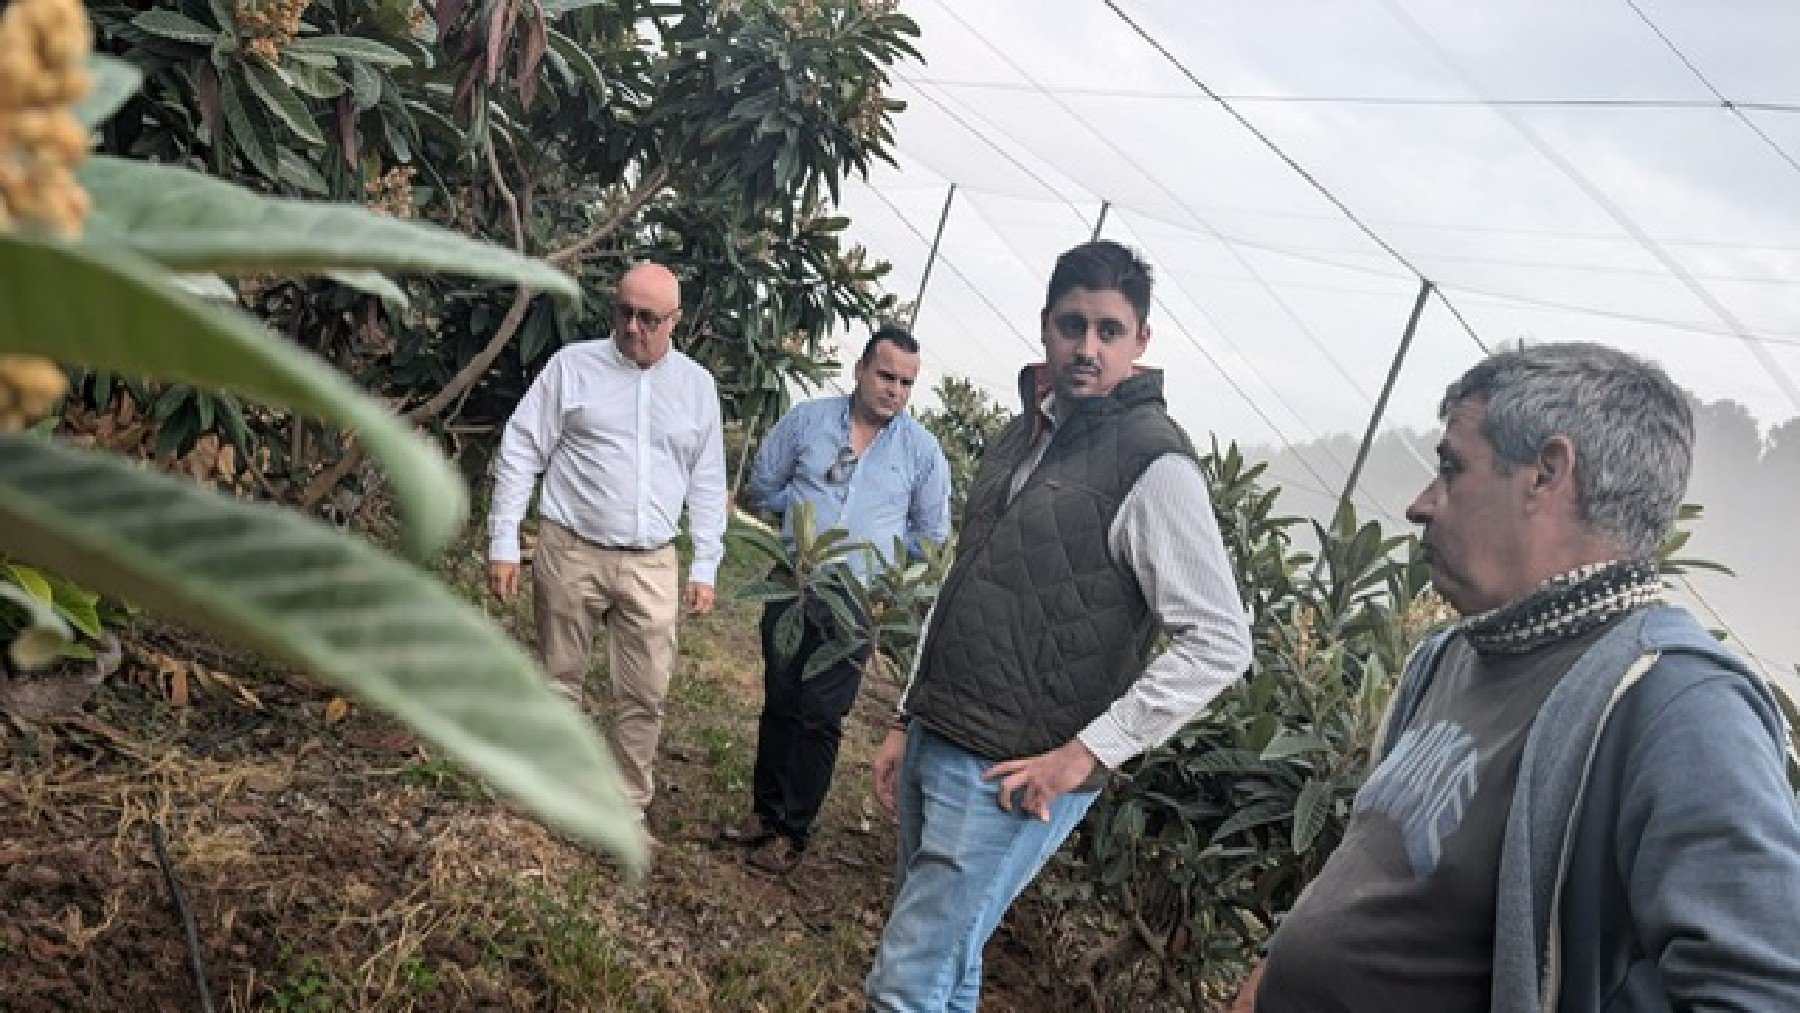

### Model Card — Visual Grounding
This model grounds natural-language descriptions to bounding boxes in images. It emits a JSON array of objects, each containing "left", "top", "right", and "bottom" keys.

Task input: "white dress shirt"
[{"left": 488, "top": 338, "right": 728, "bottom": 584}]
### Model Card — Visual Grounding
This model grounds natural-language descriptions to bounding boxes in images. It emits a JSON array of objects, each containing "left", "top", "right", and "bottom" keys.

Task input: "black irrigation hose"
[{"left": 150, "top": 822, "right": 215, "bottom": 1013}]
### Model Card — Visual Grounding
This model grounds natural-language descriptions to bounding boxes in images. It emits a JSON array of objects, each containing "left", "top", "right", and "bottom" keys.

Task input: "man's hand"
[
  {"left": 488, "top": 561, "right": 521, "bottom": 601},
  {"left": 683, "top": 582, "right": 715, "bottom": 616},
  {"left": 983, "top": 738, "right": 1099, "bottom": 821},
  {"left": 873, "top": 727, "right": 907, "bottom": 818}
]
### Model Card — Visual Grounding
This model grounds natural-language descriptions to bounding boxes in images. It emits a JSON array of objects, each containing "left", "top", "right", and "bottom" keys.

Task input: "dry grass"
[{"left": 0, "top": 543, "right": 1062, "bottom": 1011}]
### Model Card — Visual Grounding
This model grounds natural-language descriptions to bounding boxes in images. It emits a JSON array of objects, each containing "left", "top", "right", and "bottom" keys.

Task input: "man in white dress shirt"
[{"left": 487, "top": 261, "right": 728, "bottom": 818}]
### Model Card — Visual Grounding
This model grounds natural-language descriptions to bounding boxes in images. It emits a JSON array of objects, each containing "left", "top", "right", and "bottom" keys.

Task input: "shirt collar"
[
  {"left": 838, "top": 394, "right": 904, "bottom": 446},
  {"left": 604, "top": 338, "right": 668, "bottom": 373}
]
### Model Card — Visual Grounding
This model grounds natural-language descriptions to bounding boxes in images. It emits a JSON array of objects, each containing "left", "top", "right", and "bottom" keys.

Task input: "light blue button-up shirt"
[{"left": 746, "top": 395, "right": 951, "bottom": 578}]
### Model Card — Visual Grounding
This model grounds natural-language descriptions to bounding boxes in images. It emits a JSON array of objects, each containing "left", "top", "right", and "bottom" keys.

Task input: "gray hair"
[{"left": 1440, "top": 341, "right": 1693, "bottom": 556}]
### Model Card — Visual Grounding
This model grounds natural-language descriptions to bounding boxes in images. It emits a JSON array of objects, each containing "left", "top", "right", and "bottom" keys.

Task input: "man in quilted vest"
[
  {"left": 1241, "top": 342, "right": 1800, "bottom": 1012},
  {"left": 865, "top": 241, "right": 1254, "bottom": 1011}
]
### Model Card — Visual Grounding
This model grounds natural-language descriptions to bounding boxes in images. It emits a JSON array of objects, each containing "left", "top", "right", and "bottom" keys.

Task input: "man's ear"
[{"left": 1535, "top": 435, "right": 1577, "bottom": 497}]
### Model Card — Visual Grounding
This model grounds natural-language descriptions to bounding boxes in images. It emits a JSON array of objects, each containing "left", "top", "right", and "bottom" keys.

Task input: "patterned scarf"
[{"left": 1461, "top": 557, "right": 1664, "bottom": 655}]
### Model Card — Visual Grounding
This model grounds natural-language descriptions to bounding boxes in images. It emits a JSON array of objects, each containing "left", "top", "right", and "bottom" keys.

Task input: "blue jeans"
[{"left": 866, "top": 725, "right": 1098, "bottom": 1012}]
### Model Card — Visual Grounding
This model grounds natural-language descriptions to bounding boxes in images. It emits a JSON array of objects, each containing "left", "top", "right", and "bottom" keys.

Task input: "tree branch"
[
  {"left": 302, "top": 161, "right": 668, "bottom": 513},
  {"left": 408, "top": 286, "right": 533, "bottom": 423},
  {"left": 405, "top": 141, "right": 533, "bottom": 423},
  {"left": 545, "top": 164, "right": 669, "bottom": 266},
  {"left": 298, "top": 433, "right": 361, "bottom": 510},
  {"left": 302, "top": 145, "right": 528, "bottom": 510}
]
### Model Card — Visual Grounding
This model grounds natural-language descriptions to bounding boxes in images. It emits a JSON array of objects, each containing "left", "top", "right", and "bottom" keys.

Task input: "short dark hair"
[
  {"left": 1044, "top": 241, "right": 1153, "bottom": 324},
  {"left": 861, "top": 323, "right": 919, "bottom": 364}
]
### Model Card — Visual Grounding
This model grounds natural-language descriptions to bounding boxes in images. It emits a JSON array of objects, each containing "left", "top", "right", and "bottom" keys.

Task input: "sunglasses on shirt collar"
[{"left": 826, "top": 446, "right": 859, "bottom": 485}]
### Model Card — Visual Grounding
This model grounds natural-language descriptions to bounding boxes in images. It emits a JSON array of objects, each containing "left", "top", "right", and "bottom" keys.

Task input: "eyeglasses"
[
  {"left": 614, "top": 303, "right": 677, "bottom": 331},
  {"left": 826, "top": 446, "right": 859, "bottom": 485}
]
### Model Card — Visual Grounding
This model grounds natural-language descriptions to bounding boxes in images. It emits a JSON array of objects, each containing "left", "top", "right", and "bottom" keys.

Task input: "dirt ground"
[{"left": 0, "top": 585, "right": 1069, "bottom": 1011}]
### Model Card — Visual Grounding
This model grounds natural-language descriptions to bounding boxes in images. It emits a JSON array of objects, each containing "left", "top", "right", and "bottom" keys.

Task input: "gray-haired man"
[{"left": 1241, "top": 342, "right": 1800, "bottom": 1012}]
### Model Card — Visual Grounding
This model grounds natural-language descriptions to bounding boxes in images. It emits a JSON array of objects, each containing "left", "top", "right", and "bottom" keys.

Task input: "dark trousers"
[{"left": 753, "top": 599, "right": 871, "bottom": 850}]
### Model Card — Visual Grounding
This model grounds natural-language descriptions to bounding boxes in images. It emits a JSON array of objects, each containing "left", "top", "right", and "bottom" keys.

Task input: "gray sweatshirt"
[{"left": 1383, "top": 606, "right": 1800, "bottom": 1013}]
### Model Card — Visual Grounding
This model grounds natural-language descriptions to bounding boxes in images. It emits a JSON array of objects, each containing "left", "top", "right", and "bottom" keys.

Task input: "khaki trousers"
[{"left": 532, "top": 520, "right": 680, "bottom": 814}]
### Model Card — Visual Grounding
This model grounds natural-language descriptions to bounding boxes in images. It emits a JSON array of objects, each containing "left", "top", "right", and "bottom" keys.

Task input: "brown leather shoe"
[
  {"left": 745, "top": 836, "right": 803, "bottom": 876},
  {"left": 718, "top": 812, "right": 777, "bottom": 846}
]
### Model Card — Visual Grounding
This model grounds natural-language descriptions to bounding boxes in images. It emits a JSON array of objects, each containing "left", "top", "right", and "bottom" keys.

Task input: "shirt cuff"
[
  {"left": 1077, "top": 713, "right": 1141, "bottom": 771},
  {"left": 489, "top": 531, "right": 521, "bottom": 563},
  {"left": 688, "top": 557, "right": 720, "bottom": 585}
]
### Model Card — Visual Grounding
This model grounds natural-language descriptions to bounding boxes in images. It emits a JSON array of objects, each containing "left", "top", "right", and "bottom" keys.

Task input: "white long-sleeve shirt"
[
  {"left": 903, "top": 396, "right": 1254, "bottom": 770},
  {"left": 1076, "top": 452, "right": 1254, "bottom": 768},
  {"left": 488, "top": 338, "right": 728, "bottom": 584}
]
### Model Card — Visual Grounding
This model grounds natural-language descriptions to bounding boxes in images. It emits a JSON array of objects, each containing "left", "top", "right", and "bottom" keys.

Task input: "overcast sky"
[
  {"left": 823, "top": 0, "right": 1800, "bottom": 676},
  {"left": 833, "top": 0, "right": 1800, "bottom": 436}
]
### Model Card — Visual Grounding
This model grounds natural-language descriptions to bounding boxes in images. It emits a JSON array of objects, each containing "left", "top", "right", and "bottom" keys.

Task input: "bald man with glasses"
[
  {"left": 488, "top": 261, "right": 728, "bottom": 828},
  {"left": 721, "top": 324, "right": 952, "bottom": 876}
]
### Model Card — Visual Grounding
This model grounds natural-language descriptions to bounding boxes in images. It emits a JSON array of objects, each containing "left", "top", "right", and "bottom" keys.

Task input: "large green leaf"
[
  {"left": 0, "top": 433, "right": 644, "bottom": 866},
  {"left": 1290, "top": 778, "right": 1331, "bottom": 854},
  {"left": 78, "top": 157, "right": 578, "bottom": 299},
  {"left": 348, "top": 59, "right": 383, "bottom": 111},
  {"left": 275, "top": 148, "right": 331, "bottom": 195},
  {"left": 326, "top": 269, "right": 409, "bottom": 306},
  {"left": 0, "top": 233, "right": 463, "bottom": 559},
  {"left": 287, "top": 35, "right": 413, "bottom": 68},
  {"left": 1185, "top": 748, "right": 1271, "bottom": 775},
  {"left": 220, "top": 68, "right": 279, "bottom": 180},
  {"left": 283, "top": 61, "right": 349, "bottom": 100},
  {"left": 542, "top": 0, "right": 615, "bottom": 14},
  {"left": 75, "top": 56, "right": 144, "bottom": 129},
  {"left": 129, "top": 9, "right": 219, "bottom": 45},
  {"left": 545, "top": 27, "right": 606, "bottom": 97},
  {"left": 0, "top": 581, "right": 74, "bottom": 670},
  {"left": 801, "top": 634, "right": 865, "bottom": 682},
  {"left": 1210, "top": 798, "right": 1291, "bottom": 844},
  {"left": 243, "top": 60, "right": 326, "bottom": 146},
  {"left": 1260, "top": 730, "right": 1330, "bottom": 761},
  {"left": 43, "top": 571, "right": 105, "bottom": 641},
  {"left": 6, "top": 563, "right": 53, "bottom": 604},
  {"left": 772, "top": 599, "right": 804, "bottom": 665}
]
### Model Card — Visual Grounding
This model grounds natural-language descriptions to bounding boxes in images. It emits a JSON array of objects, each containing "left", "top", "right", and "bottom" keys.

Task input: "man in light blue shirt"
[{"left": 720, "top": 324, "right": 951, "bottom": 875}]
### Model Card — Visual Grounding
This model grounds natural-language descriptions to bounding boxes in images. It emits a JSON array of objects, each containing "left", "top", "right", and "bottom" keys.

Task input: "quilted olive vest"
[{"left": 907, "top": 367, "right": 1193, "bottom": 761}]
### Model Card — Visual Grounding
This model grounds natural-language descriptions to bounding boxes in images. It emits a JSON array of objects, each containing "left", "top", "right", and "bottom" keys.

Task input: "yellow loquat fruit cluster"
[
  {"left": 235, "top": 0, "right": 311, "bottom": 64},
  {"left": 364, "top": 163, "right": 416, "bottom": 219},
  {"left": 0, "top": 354, "right": 69, "bottom": 432},
  {"left": 0, "top": 0, "right": 94, "bottom": 239}
]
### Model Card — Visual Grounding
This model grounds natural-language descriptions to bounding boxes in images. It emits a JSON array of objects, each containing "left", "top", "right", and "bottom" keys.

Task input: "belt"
[
  {"left": 593, "top": 541, "right": 673, "bottom": 553},
  {"left": 543, "top": 519, "right": 672, "bottom": 554}
]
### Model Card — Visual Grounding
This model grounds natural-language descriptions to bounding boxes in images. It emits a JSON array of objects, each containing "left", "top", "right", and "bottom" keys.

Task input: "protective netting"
[{"left": 829, "top": 0, "right": 1800, "bottom": 679}]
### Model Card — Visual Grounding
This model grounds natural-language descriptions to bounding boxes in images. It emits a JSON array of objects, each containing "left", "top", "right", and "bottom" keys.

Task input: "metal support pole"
[
  {"left": 908, "top": 184, "right": 957, "bottom": 330},
  {"left": 1340, "top": 278, "right": 1433, "bottom": 514},
  {"left": 1091, "top": 200, "right": 1110, "bottom": 241}
]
